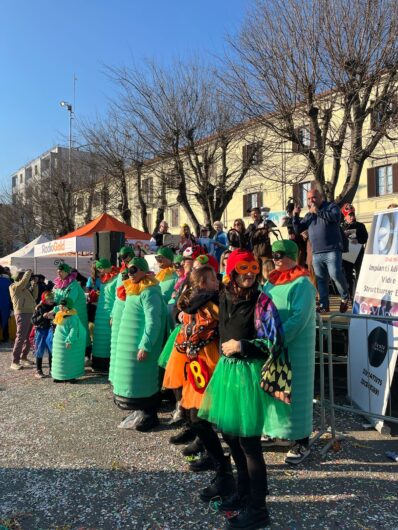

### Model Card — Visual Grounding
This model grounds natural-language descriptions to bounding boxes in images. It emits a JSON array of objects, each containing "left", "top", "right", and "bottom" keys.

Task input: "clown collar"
[
  {"left": 123, "top": 275, "right": 159, "bottom": 296},
  {"left": 268, "top": 265, "right": 309, "bottom": 285},
  {"left": 155, "top": 267, "right": 175, "bottom": 282}
]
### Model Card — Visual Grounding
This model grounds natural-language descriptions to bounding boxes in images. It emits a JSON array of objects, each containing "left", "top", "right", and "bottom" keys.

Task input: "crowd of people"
[{"left": 0, "top": 189, "right": 371, "bottom": 529}]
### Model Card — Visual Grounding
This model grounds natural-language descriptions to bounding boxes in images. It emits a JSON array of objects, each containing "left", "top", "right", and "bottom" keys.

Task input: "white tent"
[{"left": 0, "top": 235, "right": 49, "bottom": 270}]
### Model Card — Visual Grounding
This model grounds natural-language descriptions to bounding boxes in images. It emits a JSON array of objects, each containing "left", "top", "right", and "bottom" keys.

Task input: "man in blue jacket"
[{"left": 293, "top": 189, "right": 349, "bottom": 313}]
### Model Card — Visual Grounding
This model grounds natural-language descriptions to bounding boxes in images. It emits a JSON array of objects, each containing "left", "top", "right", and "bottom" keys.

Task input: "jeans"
[{"left": 312, "top": 250, "right": 349, "bottom": 309}]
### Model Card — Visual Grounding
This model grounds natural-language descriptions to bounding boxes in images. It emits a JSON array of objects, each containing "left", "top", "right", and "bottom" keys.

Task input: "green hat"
[
  {"left": 156, "top": 246, "right": 174, "bottom": 262},
  {"left": 57, "top": 263, "right": 72, "bottom": 273},
  {"left": 59, "top": 296, "right": 74, "bottom": 309},
  {"left": 119, "top": 246, "right": 134, "bottom": 258},
  {"left": 272, "top": 239, "right": 298, "bottom": 261},
  {"left": 96, "top": 258, "right": 112, "bottom": 270},
  {"left": 129, "top": 257, "right": 149, "bottom": 273},
  {"left": 173, "top": 254, "right": 184, "bottom": 264}
]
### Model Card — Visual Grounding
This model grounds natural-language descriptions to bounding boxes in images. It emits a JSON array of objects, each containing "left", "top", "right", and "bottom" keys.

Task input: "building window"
[
  {"left": 292, "top": 126, "right": 312, "bottom": 152},
  {"left": 169, "top": 205, "right": 179, "bottom": 227},
  {"left": 34, "top": 165, "right": 38, "bottom": 175},
  {"left": 76, "top": 197, "right": 84, "bottom": 213},
  {"left": 19, "top": 174, "right": 23, "bottom": 184},
  {"left": 243, "top": 191, "right": 263, "bottom": 216},
  {"left": 142, "top": 177, "right": 154, "bottom": 203},
  {"left": 376, "top": 165, "right": 393, "bottom": 196},
  {"left": 371, "top": 99, "right": 398, "bottom": 131},
  {"left": 242, "top": 142, "right": 263, "bottom": 167},
  {"left": 165, "top": 171, "right": 179, "bottom": 190},
  {"left": 12, "top": 176, "right": 17, "bottom": 188},
  {"left": 298, "top": 181, "right": 312, "bottom": 206},
  {"left": 92, "top": 191, "right": 101, "bottom": 208}
]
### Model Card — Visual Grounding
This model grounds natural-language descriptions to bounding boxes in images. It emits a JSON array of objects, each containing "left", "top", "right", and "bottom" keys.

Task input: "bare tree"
[
  {"left": 110, "top": 60, "right": 268, "bottom": 233},
  {"left": 225, "top": 0, "right": 398, "bottom": 203}
]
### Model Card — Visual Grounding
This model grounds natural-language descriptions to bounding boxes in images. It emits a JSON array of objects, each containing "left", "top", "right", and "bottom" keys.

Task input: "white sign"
[{"left": 348, "top": 208, "right": 398, "bottom": 431}]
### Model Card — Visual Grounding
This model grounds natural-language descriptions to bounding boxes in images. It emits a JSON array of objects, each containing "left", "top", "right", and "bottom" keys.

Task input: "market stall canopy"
[{"left": 59, "top": 213, "right": 151, "bottom": 240}]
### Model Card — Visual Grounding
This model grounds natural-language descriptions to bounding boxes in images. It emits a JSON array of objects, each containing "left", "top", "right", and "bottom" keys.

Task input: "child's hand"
[
  {"left": 65, "top": 342, "right": 71, "bottom": 349},
  {"left": 137, "top": 349, "right": 147, "bottom": 361},
  {"left": 222, "top": 339, "right": 241, "bottom": 356}
]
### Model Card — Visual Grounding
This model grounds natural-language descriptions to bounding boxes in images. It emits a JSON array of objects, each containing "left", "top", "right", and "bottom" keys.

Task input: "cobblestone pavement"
[{"left": 0, "top": 342, "right": 397, "bottom": 530}]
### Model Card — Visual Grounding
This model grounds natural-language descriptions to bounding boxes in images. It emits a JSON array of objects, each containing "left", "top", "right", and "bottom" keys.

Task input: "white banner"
[{"left": 348, "top": 208, "right": 398, "bottom": 430}]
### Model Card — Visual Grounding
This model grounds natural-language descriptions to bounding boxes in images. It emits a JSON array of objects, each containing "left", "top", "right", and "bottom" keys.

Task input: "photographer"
[
  {"left": 282, "top": 199, "right": 307, "bottom": 267},
  {"left": 246, "top": 207, "right": 276, "bottom": 258}
]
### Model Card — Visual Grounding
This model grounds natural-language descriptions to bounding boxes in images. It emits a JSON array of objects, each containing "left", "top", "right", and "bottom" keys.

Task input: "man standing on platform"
[{"left": 293, "top": 189, "right": 350, "bottom": 313}]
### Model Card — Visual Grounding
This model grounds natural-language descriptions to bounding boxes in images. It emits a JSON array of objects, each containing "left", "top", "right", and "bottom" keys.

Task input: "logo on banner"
[{"left": 367, "top": 327, "right": 388, "bottom": 368}]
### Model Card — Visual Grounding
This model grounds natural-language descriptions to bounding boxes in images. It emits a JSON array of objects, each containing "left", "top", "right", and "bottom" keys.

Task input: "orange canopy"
[{"left": 60, "top": 213, "right": 151, "bottom": 240}]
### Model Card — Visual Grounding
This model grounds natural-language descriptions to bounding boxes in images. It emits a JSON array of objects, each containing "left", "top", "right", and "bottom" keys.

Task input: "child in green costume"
[
  {"left": 113, "top": 257, "right": 167, "bottom": 432},
  {"left": 52, "top": 263, "right": 90, "bottom": 348},
  {"left": 154, "top": 247, "right": 177, "bottom": 304},
  {"left": 91, "top": 258, "right": 119, "bottom": 373},
  {"left": 51, "top": 297, "right": 86, "bottom": 382}
]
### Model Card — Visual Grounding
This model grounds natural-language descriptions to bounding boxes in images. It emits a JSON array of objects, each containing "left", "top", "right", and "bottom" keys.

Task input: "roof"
[{"left": 59, "top": 213, "right": 151, "bottom": 240}]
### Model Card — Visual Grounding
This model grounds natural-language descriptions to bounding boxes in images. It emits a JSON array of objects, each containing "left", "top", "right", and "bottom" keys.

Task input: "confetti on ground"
[{"left": 0, "top": 341, "right": 397, "bottom": 529}]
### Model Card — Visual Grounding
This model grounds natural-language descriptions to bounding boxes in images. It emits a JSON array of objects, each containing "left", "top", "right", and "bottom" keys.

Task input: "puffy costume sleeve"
[
  {"left": 138, "top": 287, "right": 164, "bottom": 354},
  {"left": 64, "top": 315, "right": 80, "bottom": 344},
  {"left": 160, "top": 276, "right": 177, "bottom": 304},
  {"left": 282, "top": 278, "right": 316, "bottom": 344}
]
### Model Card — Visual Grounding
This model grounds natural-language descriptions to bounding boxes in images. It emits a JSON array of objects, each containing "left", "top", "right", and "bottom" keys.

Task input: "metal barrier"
[{"left": 318, "top": 312, "right": 398, "bottom": 455}]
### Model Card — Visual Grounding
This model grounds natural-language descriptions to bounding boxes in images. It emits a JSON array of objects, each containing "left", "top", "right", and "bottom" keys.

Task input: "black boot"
[
  {"left": 182, "top": 437, "right": 204, "bottom": 456},
  {"left": 219, "top": 491, "right": 250, "bottom": 512},
  {"left": 199, "top": 456, "right": 236, "bottom": 502},
  {"left": 35, "top": 357, "right": 44, "bottom": 379},
  {"left": 48, "top": 355, "right": 52, "bottom": 376},
  {"left": 135, "top": 411, "right": 160, "bottom": 432},
  {"left": 169, "top": 427, "right": 196, "bottom": 445},
  {"left": 189, "top": 451, "right": 217, "bottom": 473},
  {"left": 226, "top": 503, "right": 270, "bottom": 530}
]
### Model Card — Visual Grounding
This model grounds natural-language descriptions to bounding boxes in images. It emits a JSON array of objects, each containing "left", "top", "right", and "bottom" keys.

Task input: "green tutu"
[
  {"left": 198, "top": 356, "right": 268, "bottom": 437},
  {"left": 158, "top": 325, "right": 181, "bottom": 369}
]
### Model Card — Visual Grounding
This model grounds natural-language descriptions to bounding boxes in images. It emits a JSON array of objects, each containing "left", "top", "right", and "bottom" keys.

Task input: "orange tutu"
[
  {"left": 162, "top": 346, "right": 186, "bottom": 389},
  {"left": 181, "top": 340, "right": 220, "bottom": 410}
]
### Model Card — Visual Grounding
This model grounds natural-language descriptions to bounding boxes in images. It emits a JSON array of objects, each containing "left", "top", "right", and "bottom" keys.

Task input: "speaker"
[{"left": 93, "top": 231, "right": 125, "bottom": 266}]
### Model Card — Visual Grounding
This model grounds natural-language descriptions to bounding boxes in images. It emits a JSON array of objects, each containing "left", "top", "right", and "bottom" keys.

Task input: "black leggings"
[
  {"left": 189, "top": 409, "right": 229, "bottom": 472},
  {"left": 222, "top": 433, "right": 268, "bottom": 507}
]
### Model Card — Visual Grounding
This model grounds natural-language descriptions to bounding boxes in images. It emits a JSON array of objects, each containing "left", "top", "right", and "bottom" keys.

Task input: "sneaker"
[
  {"left": 339, "top": 299, "right": 349, "bottom": 313},
  {"left": 226, "top": 504, "right": 270, "bottom": 529},
  {"left": 285, "top": 443, "right": 311, "bottom": 465},
  {"left": 182, "top": 437, "right": 204, "bottom": 456},
  {"left": 34, "top": 370, "right": 45, "bottom": 379},
  {"left": 20, "top": 359, "right": 34, "bottom": 367},
  {"left": 10, "top": 362, "right": 23, "bottom": 371},
  {"left": 169, "top": 427, "right": 196, "bottom": 445},
  {"left": 261, "top": 436, "right": 294, "bottom": 448},
  {"left": 168, "top": 406, "right": 185, "bottom": 426},
  {"left": 316, "top": 306, "right": 330, "bottom": 314}
]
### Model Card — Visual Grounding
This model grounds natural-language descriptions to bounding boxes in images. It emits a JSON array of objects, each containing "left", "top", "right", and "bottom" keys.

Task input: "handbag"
[{"left": 260, "top": 350, "right": 292, "bottom": 405}]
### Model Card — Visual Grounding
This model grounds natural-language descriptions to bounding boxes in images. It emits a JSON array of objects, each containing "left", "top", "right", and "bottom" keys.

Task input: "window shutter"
[
  {"left": 292, "top": 129, "right": 299, "bottom": 153},
  {"left": 392, "top": 163, "right": 398, "bottom": 193},
  {"left": 243, "top": 194, "right": 248, "bottom": 216},
  {"left": 310, "top": 126, "right": 315, "bottom": 148},
  {"left": 367, "top": 167, "right": 376, "bottom": 198},
  {"left": 370, "top": 109, "right": 377, "bottom": 131},
  {"left": 242, "top": 145, "right": 248, "bottom": 167},
  {"left": 257, "top": 143, "right": 263, "bottom": 165},
  {"left": 257, "top": 191, "right": 263, "bottom": 207}
]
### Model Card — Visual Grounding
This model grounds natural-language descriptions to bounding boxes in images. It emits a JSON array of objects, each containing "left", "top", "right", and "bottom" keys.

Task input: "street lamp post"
[{"left": 60, "top": 100, "right": 73, "bottom": 185}]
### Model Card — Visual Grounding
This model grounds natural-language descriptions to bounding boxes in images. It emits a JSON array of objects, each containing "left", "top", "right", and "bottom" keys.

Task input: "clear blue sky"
[{"left": 0, "top": 0, "right": 249, "bottom": 189}]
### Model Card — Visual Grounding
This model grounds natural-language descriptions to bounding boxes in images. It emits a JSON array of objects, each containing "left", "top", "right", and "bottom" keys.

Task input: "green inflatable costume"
[
  {"left": 53, "top": 271, "right": 89, "bottom": 348},
  {"left": 113, "top": 276, "right": 167, "bottom": 407},
  {"left": 92, "top": 267, "right": 119, "bottom": 372},
  {"left": 52, "top": 308, "right": 86, "bottom": 381},
  {"left": 109, "top": 271, "right": 126, "bottom": 384}
]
